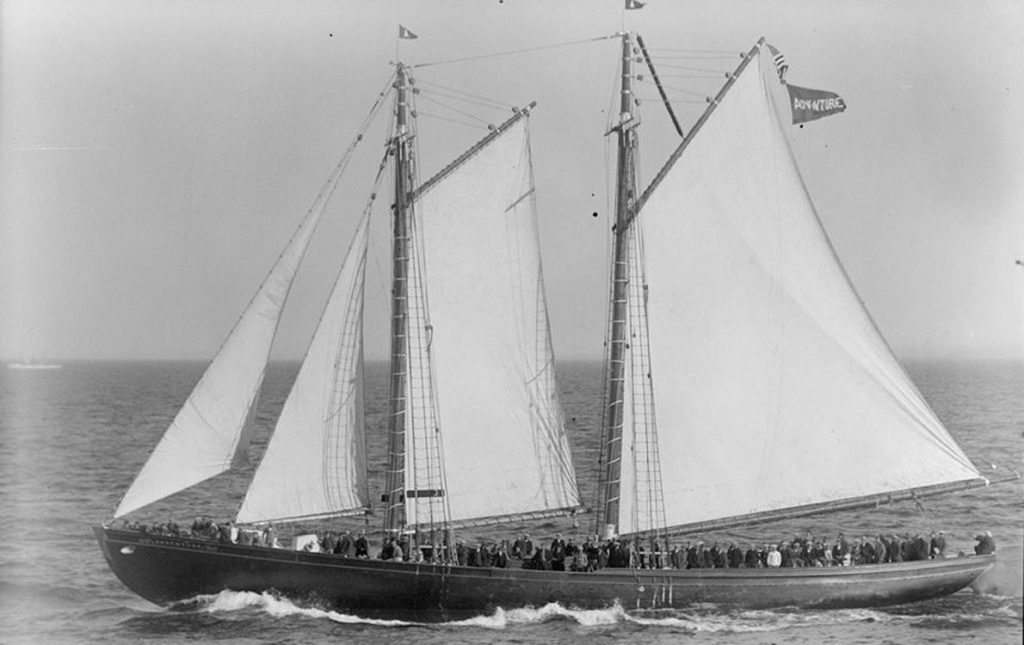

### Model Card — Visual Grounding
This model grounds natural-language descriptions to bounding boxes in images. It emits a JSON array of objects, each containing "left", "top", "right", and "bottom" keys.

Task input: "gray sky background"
[{"left": 2, "top": 0, "right": 1022, "bottom": 362}]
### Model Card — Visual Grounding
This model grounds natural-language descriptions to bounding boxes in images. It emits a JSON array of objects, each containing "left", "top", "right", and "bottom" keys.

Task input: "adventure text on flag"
[{"left": 787, "top": 84, "right": 847, "bottom": 124}]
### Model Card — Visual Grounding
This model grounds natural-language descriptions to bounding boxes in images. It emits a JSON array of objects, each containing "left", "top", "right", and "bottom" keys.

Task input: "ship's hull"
[{"left": 96, "top": 526, "right": 994, "bottom": 620}]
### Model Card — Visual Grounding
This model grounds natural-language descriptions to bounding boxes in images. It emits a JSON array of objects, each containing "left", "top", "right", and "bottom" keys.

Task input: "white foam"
[
  {"left": 454, "top": 602, "right": 630, "bottom": 628},
  {"left": 194, "top": 590, "right": 414, "bottom": 626},
  {"left": 179, "top": 591, "right": 1001, "bottom": 634}
]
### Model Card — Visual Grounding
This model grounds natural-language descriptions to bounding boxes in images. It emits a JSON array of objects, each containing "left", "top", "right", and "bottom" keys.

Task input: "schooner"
[{"left": 96, "top": 33, "right": 1005, "bottom": 618}]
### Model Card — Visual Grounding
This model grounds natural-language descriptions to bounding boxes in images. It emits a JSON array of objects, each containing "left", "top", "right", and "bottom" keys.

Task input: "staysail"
[
  {"left": 235, "top": 214, "right": 371, "bottom": 525},
  {"left": 114, "top": 171, "right": 342, "bottom": 519},
  {"left": 615, "top": 44, "right": 982, "bottom": 535},
  {"left": 411, "top": 114, "right": 582, "bottom": 527}
]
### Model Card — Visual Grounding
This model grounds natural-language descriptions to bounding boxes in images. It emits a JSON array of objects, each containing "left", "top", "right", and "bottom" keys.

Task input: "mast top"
[
  {"left": 395, "top": 62, "right": 411, "bottom": 136},
  {"left": 617, "top": 32, "right": 636, "bottom": 130}
]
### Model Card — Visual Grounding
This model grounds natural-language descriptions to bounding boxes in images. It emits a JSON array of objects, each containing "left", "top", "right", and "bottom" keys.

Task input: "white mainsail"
[
  {"left": 236, "top": 215, "right": 370, "bottom": 525},
  {"left": 616, "top": 45, "right": 981, "bottom": 534},
  {"left": 412, "top": 116, "right": 581, "bottom": 526},
  {"left": 115, "top": 178, "right": 338, "bottom": 518}
]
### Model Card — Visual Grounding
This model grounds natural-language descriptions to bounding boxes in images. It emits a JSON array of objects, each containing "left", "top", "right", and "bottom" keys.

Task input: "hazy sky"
[{"left": 2, "top": 0, "right": 1022, "bottom": 362}]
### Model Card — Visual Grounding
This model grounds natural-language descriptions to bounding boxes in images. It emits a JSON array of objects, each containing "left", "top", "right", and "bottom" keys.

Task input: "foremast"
[
  {"left": 382, "top": 63, "right": 457, "bottom": 544},
  {"left": 599, "top": 33, "right": 634, "bottom": 539},
  {"left": 383, "top": 62, "right": 414, "bottom": 536}
]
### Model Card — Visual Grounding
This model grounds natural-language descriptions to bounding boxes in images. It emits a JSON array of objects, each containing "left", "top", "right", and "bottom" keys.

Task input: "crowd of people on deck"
[
  {"left": 117, "top": 519, "right": 997, "bottom": 569},
  {"left": 118, "top": 517, "right": 284, "bottom": 549}
]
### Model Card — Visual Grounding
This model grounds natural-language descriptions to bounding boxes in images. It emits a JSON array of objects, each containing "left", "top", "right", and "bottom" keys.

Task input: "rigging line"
[
  {"left": 414, "top": 78, "right": 513, "bottom": 110},
  {"left": 197, "top": 71, "right": 393, "bottom": 411},
  {"left": 648, "top": 47, "right": 739, "bottom": 54},
  {"left": 417, "top": 87, "right": 512, "bottom": 113},
  {"left": 415, "top": 94, "right": 491, "bottom": 125},
  {"left": 636, "top": 34, "right": 683, "bottom": 137},
  {"left": 411, "top": 34, "right": 618, "bottom": 69},
  {"left": 650, "top": 61, "right": 729, "bottom": 74},
  {"left": 635, "top": 77, "right": 709, "bottom": 99},
  {"left": 359, "top": 71, "right": 399, "bottom": 131},
  {"left": 277, "top": 72, "right": 393, "bottom": 236},
  {"left": 653, "top": 72, "right": 726, "bottom": 79},
  {"left": 367, "top": 96, "right": 399, "bottom": 310},
  {"left": 409, "top": 87, "right": 424, "bottom": 188},
  {"left": 646, "top": 53, "right": 742, "bottom": 60},
  {"left": 637, "top": 98, "right": 707, "bottom": 105},
  {"left": 414, "top": 110, "right": 488, "bottom": 130}
]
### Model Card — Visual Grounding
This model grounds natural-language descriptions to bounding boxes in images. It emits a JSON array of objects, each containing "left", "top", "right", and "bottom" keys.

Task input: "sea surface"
[{"left": 1, "top": 359, "right": 1021, "bottom": 644}]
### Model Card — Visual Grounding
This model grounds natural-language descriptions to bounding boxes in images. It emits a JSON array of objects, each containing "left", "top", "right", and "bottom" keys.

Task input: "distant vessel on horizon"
[
  {"left": 7, "top": 360, "right": 62, "bottom": 370},
  {"left": 96, "top": 31, "right": 1013, "bottom": 619}
]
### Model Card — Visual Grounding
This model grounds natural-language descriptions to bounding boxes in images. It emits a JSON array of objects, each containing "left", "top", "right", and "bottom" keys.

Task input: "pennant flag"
[
  {"left": 787, "top": 84, "right": 847, "bottom": 124},
  {"left": 766, "top": 43, "right": 789, "bottom": 82},
  {"left": 398, "top": 25, "right": 418, "bottom": 40},
  {"left": 626, "top": 0, "right": 646, "bottom": 9}
]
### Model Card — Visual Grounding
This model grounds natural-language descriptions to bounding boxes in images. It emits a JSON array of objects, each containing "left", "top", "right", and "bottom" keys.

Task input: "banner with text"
[{"left": 787, "top": 84, "right": 847, "bottom": 124}]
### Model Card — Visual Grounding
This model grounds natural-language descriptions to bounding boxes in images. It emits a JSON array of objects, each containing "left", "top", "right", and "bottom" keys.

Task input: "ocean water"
[{"left": 0, "top": 359, "right": 1021, "bottom": 644}]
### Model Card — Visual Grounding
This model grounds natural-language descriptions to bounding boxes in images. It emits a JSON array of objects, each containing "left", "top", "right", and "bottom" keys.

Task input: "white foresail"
[
  {"left": 115, "top": 182, "right": 337, "bottom": 518},
  {"left": 623, "top": 46, "right": 981, "bottom": 532},
  {"left": 236, "top": 215, "right": 370, "bottom": 525},
  {"left": 413, "top": 117, "right": 581, "bottom": 525}
]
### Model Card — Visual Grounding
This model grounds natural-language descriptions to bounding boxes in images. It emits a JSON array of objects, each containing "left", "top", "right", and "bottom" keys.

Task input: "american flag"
[{"left": 766, "top": 43, "right": 789, "bottom": 81}]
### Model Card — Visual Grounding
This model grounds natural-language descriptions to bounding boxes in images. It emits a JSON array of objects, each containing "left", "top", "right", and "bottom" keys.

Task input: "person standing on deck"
[
  {"left": 512, "top": 534, "right": 527, "bottom": 559},
  {"left": 354, "top": 530, "right": 369, "bottom": 558},
  {"left": 743, "top": 544, "right": 759, "bottom": 569},
  {"left": 974, "top": 531, "right": 996, "bottom": 555},
  {"left": 337, "top": 530, "right": 353, "bottom": 557},
  {"left": 728, "top": 543, "right": 744, "bottom": 568},
  {"left": 873, "top": 535, "right": 888, "bottom": 563},
  {"left": 550, "top": 534, "right": 566, "bottom": 571}
]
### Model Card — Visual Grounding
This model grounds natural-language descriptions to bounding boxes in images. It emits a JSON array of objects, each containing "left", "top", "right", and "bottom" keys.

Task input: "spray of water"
[
  {"left": 973, "top": 546, "right": 1024, "bottom": 597},
  {"left": 177, "top": 591, "right": 941, "bottom": 634}
]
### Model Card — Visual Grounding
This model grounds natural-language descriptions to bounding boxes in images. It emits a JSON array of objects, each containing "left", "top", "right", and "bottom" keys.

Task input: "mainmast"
[
  {"left": 598, "top": 33, "right": 638, "bottom": 539},
  {"left": 384, "top": 62, "right": 414, "bottom": 536}
]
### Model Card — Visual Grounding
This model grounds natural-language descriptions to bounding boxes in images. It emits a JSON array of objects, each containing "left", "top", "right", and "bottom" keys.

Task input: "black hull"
[{"left": 96, "top": 527, "right": 994, "bottom": 620}]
